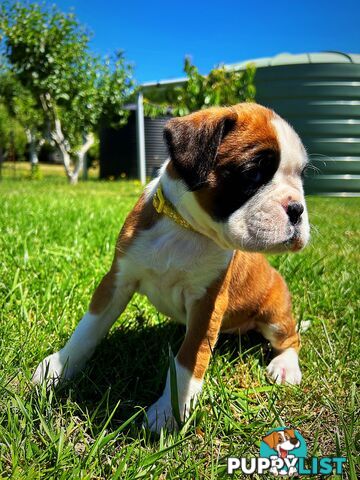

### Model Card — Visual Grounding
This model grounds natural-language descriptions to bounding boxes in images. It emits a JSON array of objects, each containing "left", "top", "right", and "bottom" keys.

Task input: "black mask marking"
[{"left": 211, "top": 149, "right": 280, "bottom": 220}]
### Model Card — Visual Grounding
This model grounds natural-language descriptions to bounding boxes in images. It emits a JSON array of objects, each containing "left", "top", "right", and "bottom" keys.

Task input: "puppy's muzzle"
[{"left": 290, "top": 438, "right": 300, "bottom": 447}]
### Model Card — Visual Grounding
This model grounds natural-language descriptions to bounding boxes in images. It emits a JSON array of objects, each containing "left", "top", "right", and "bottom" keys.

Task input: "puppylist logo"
[{"left": 227, "top": 427, "right": 347, "bottom": 476}]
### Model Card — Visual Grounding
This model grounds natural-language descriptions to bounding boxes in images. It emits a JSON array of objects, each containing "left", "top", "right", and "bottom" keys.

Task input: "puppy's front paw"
[
  {"left": 32, "top": 350, "right": 76, "bottom": 386},
  {"left": 288, "top": 466, "right": 298, "bottom": 476},
  {"left": 267, "top": 348, "right": 302, "bottom": 385},
  {"left": 270, "top": 466, "right": 279, "bottom": 476},
  {"left": 144, "top": 359, "right": 203, "bottom": 433},
  {"left": 145, "top": 394, "right": 179, "bottom": 433}
]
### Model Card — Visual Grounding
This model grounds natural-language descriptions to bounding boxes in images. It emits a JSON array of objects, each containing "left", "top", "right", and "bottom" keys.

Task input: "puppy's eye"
[
  {"left": 301, "top": 165, "right": 309, "bottom": 180},
  {"left": 242, "top": 149, "right": 278, "bottom": 185},
  {"left": 243, "top": 168, "right": 263, "bottom": 184}
]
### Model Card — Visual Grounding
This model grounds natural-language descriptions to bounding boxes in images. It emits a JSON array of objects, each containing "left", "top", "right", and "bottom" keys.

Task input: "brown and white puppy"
[
  {"left": 263, "top": 429, "right": 301, "bottom": 476},
  {"left": 33, "top": 103, "right": 310, "bottom": 433},
  {"left": 262, "top": 429, "right": 300, "bottom": 459}
]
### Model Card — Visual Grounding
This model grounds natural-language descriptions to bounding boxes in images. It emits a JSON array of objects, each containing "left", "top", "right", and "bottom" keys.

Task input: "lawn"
[{"left": 0, "top": 175, "right": 359, "bottom": 479}]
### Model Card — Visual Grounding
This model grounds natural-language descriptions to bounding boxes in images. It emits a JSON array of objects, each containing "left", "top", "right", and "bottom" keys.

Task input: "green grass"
[{"left": 0, "top": 176, "right": 359, "bottom": 479}]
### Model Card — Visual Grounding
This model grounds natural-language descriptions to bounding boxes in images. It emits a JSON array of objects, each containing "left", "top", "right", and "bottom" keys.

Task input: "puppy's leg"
[
  {"left": 146, "top": 276, "right": 229, "bottom": 433},
  {"left": 33, "top": 264, "right": 135, "bottom": 385},
  {"left": 256, "top": 270, "right": 302, "bottom": 385}
]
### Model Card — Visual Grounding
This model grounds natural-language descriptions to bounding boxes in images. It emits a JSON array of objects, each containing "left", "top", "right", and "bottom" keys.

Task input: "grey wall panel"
[
  {"left": 144, "top": 116, "right": 171, "bottom": 177},
  {"left": 100, "top": 114, "right": 171, "bottom": 179}
]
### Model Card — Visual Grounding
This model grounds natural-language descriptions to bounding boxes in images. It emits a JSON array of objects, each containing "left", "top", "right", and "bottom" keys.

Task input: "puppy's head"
[
  {"left": 164, "top": 103, "right": 310, "bottom": 253},
  {"left": 262, "top": 429, "right": 300, "bottom": 457}
]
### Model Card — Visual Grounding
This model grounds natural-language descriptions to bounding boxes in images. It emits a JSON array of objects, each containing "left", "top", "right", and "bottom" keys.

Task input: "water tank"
[{"left": 231, "top": 52, "right": 360, "bottom": 196}]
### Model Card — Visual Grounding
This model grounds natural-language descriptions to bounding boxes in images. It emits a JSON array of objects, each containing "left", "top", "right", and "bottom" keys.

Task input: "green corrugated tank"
[{"left": 231, "top": 52, "right": 360, "bottom": 196}]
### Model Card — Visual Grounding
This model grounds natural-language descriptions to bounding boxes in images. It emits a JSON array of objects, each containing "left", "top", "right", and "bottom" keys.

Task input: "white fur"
[
  {"left": 145, "top": 358, "right": 203, "bottom": 433},
  {"left": 276, "top": 430, "right": 300, "bottom": 452},
  {"left": 33, "top": 278, "right": 135, "bottom": 385},
  {"left": 121, "top": 169, "right": 233, "bottom": 323},
  {"left": 122, "top": 220, "right": 232, "bottom": 322},
  {"left": 33, "top": 312, "right": 104, "bottom": 385},
  {"left": 33, "top": 170, "right": 232, "bottom": 393},
  {"left": 266, "top": 348, "right": 302, "bottom": 385},
  {"left": 224, "top": 117, "right": 309, "bottom": 252}
]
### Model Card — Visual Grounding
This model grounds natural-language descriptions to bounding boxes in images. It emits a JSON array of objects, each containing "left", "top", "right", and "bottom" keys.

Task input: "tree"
[
  {"left": 144, "top": 57, "right": 256, "bottom": 117},
  {"left": 0, "top": 101, "right": 27, "bottom": 167},
  {"left": 0, "top": 2, "right": 134, "bottom": 183},
  {"left": 0, "top": 69, "right": 45, "bottom": 171}
]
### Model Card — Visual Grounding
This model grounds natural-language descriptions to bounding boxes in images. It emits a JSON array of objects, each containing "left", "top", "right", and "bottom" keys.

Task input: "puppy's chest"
[
  {"left": 137, "top": 269, "right": 197, "bottom": 322},
  {"left": 122, "top": 220, "right": 232, "bottom": 322}
]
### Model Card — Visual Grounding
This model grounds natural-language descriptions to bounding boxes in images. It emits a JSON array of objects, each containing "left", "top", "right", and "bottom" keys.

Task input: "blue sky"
[{"left": 53, "top": 0, "right": 359, "bottom": 83}]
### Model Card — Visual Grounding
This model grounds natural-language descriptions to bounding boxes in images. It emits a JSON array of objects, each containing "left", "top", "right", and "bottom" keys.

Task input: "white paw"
[
  {"left": 145, "top": 394, "right": 179, "bottom": 433},
  {"left": 267, "top": 348, "right": 302, "bottom": 385},
  {"left": 32, "top": 350, "right": 77, "bottom": 386},
  {"left": 288, "top": 466, "right": 298, "bottom": 476},
  {"left": 144, "top": 359, "right": 203, "bottom": 433},
  {"left": 297, "top": 319, "right": 311, "bottom": 333}
]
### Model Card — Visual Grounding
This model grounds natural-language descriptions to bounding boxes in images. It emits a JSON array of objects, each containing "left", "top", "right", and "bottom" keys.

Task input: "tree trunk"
[
  {"left": 51, "top": 116, "right": 77, "bottom": 183},
  {"left": 26, "top": 129, "right": 43, "bottom": 174},
  {"left": 51, "top": 116, "right": 94, "bottom": 184},
  {"left": 41, "top": 93, "right": 75, "bottom": 183},
  {"left": 58, "top": 142, "right": 75, "bottom": 183},
  {"left": 73, "top": 133, "right": 94, "bottom": 183},
  {"left": 40, "top": 93, "right": 95, "bottom": 184}
]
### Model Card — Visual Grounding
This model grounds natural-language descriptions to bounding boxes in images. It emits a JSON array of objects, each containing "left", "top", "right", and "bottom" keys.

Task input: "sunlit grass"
[{"left": 0, "top": 175, "right": 359, "bottom": 479}]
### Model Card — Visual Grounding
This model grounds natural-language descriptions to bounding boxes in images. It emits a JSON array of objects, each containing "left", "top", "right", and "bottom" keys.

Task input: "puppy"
[
  {"left": 262, "top": 429, "right": 300, "bottom": 459},
  {"left": 33, "top": 103, "right": 310, "bottom": 433},
  {"left": 262, "top": 429, "right": 301, "bottom": 475}
]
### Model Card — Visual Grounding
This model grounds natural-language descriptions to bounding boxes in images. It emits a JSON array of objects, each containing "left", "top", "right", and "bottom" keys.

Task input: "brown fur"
[
  {"left": 262, "top": 429, "right": 297, "bottom": 450},
  {"left": 223, "top": 251, "right": 299, "bottom": 352},
  {"left": 177, "top": 262, "right": 232, "bottom": 379},
  {"left": 89, "top": 193, "right": 158, "bottom": 314},
  {"left": 194, "top": 104, "right": 280, "bottom": 215},
  {"left": 166, "top": 160, "right": 181, "bottom": 179},
  {"left": 89, "top": 263, "right": 119, "bottom": 315},
  {"left": 177, "top": 249, "right": 299, "bottom": 379},
  {"left": 115, "top": 192, "right": 158, "bottom": 258},
  {"left": 164, "top": 107, "right": 238, "bottom": 190}
]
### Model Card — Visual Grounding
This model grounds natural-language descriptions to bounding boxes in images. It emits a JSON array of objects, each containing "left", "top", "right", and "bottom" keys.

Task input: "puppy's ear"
[
  {"left": 164, "top": 108, "right": 237, "bottom": 190},
  {"left": 262, "top": 432, "right": 278, "bottom": 450}
]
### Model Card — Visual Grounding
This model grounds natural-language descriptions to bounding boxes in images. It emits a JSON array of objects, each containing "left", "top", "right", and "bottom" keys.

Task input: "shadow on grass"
[{"left": 54, "top": 317, "right": 269, "bottom": 429}]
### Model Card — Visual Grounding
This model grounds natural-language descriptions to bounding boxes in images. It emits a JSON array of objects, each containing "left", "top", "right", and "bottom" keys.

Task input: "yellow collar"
[{"left": 153, "top": 184, "right": 197, "bottom": 233}]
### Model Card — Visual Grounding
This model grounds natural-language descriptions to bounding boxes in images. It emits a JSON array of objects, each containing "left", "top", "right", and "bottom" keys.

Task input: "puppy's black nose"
[{"left": 287, "top": 201, "right": 304, "bottom": 225}]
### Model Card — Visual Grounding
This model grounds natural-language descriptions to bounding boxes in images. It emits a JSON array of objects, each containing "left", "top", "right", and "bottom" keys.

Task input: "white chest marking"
[{"left": 119, "top": 215, "right": 232, "bottom": 322}]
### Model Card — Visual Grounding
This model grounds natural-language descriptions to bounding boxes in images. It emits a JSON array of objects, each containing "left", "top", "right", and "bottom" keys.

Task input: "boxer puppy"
[{"left": 33, "top": 103, "right": 310, "bottom": 433}]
